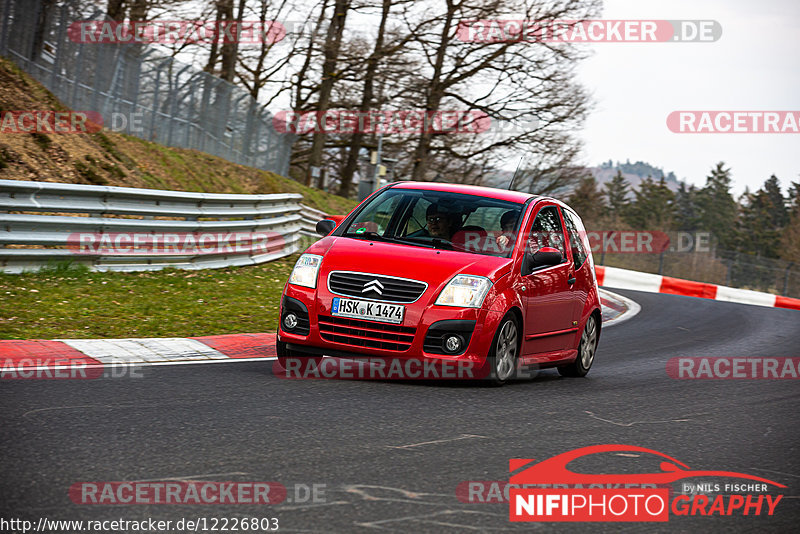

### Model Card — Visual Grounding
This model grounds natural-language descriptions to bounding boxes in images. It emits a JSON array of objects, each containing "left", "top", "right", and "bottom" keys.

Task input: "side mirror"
[
  {"left": 533, "top": 247, "right": 563, "bottom": 266},
  {"left": 316, "top": 219, "right": 337, "bottom": 236},
  {"left": 524, "top": 247, "right": 563, "bottom": 273}
]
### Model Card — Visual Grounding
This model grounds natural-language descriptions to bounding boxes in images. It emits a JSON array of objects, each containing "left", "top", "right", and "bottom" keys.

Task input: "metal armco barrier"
[{"left": 0, "top": 179, "right": 327, "bottom": 273}]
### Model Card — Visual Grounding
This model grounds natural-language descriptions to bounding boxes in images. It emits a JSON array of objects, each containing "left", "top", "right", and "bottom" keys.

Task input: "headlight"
[
  {"left": 435, "top": 275, "right": 492, "bottom": 308},
  {"left": 288, "top": 254, "right": 323, "bottom": 288}
]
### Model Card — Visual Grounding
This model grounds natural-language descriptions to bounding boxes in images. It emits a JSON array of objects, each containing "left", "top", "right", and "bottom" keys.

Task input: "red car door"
[
  {"left": 520, "top": 204, "right": 578, "bottom": 356},
  {"left": 560, "top": 207, "right": 593, "bottom": 325}
]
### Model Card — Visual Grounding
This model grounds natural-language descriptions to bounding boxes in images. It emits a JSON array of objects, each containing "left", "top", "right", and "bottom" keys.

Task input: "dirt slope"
[{"left": 0, "top": 57, "right": 354, "bottom": 214}]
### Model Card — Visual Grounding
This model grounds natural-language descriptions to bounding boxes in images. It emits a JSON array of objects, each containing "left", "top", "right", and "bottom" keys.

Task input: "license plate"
[{"left": 331, "top": 297, "right": 404, "bottom": 324}]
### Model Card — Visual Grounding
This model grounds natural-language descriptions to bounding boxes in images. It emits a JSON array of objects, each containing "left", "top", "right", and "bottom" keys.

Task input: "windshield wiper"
[
  {"left": 390, "top": 236, "right": 453, "bottom": 250},
  {"left": 345, "top": 232, "right": 454, "bottom": 250},
  {"left": 344, "top": 231, "right": 389, "bottom": 242}
]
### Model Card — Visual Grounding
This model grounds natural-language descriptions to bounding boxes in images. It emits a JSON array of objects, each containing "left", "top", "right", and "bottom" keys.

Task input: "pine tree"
[
  {"left": 568, "top": 176, "right": 606, "bottom": 223},
  {"left": 788, "top": 181, "right": 800, "bottom": 215},
  {"left": 624, "top": 176, "right": 675, "bottom": 230},
  {"left": 674, "top": 182, "right": 699, "bottom": 232},
  {"left": 763, "top": 175, "right": 789, "bottom": 228},
  {"left": 696, "top": 162, "right": 738, "bottom": 250},
  {"left": 780, "top": 181, "right": 800, "bottom": 262},
  {"left": 604, "top": 170, "right": 630, "bottom": 222},
  {"left": 738, "top": 188, "right": 779, "bottom": 257}
]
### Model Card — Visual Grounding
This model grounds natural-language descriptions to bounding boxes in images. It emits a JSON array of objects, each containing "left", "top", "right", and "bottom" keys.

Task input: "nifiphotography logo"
[{"left": 508, "top": 445, "right": 785, "bottom": 522}]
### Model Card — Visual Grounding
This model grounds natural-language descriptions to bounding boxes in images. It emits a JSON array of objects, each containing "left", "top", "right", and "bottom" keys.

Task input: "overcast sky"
[{"left": 578, "top": 0, "right": 799, "bottom": 195}]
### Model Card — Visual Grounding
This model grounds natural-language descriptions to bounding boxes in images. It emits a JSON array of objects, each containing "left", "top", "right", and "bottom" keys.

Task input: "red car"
[{"left": 277, "top": 181, "right": 601, "bottom": 385}]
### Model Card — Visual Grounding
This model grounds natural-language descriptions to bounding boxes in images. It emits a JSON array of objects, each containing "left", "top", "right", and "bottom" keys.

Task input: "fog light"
[
  {"left": 443, "top": 335, "right": 463, "bottom": 353},
  {"left": 283, "top": 313, "right": 298, "bottom": 330}
]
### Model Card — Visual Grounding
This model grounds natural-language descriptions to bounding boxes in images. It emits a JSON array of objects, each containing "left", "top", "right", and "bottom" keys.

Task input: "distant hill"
[
  {"left": 590, "top": 159, "right": 681, "bottom": 196},
  {"left": 479, "top": 159, "right": 683, "bottom": 197}
]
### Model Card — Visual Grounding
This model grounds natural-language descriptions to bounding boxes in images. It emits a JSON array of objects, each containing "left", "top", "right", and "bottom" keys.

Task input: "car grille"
[
  {"left": 318, "top": 315, "right": 416, "bottom": 352},
  {"left": 328, "top": 271, "right": 427, "bottom": 303}
]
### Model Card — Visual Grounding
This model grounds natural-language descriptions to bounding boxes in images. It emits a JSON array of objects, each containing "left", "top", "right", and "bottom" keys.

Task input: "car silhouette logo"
[
  {"left": 509, "top": 444, "right": 786, "bottom": 487},
  {"left": 362, "top": 279, "right": 384, "bottom": 295}
]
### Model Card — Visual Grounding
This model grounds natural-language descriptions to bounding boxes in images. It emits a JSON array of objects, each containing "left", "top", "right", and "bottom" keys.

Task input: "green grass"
[{"left": 0, "top": 256, "right": 300, "bottom": 339}]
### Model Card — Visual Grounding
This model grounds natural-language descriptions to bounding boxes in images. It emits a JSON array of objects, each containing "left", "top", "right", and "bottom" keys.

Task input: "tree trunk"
[
  {"left": 30, "top": 0, "right": 56, "bottom": 61},
  {"left": 410, "top": 0, "right": 455, "bottom": 181},
  {"left": 106, "top": 0, "right": 125, "bottom": 20},
  {"left": 338, "top": 0, "right": 391, "bottom": 197},
  {"left": 218, "top": 0, "right": 237, "bottom": 82},
  {"left": 306, "top": 0, "right": 350, "bottom": 187},
  {"left": 130, "top": 0, "right": 148, "bottom": 22}
]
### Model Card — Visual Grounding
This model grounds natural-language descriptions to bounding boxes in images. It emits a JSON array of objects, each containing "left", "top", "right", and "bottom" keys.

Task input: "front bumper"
[{"left": 278, "top": 283, "right": 501, "bottom": 365}]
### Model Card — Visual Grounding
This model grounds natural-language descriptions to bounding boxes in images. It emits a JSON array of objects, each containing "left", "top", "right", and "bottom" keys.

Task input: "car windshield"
[{"left": 340, "top": 188, "right": 524, "bottom": 257}]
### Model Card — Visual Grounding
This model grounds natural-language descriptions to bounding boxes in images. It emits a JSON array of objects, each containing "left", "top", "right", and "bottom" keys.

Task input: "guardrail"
[{"left": 0, "top": 180, "right": 328, "bottom": 273}]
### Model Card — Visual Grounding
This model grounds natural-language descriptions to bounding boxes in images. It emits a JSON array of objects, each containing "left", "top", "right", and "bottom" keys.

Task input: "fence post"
[
  {"left": 149, "top": 57, "right": 172, "bottom": 142},
  {"left": 49, "top": 2, "right": 67, "bottom": 91},
  {"left": 725, "top": 257, "right": 733, "bottom": 286},
  {"left": 166, "top": 63, "right": 192, "bottom": 147},
  {"left": 186, "top": 75, "right": 199, "bottom": 146},
  {"left": 242, "top": 98, "right": 256, "bottom": 164},
  {"left": 0, "top": 0, "right": 11, "bottom": 55},
  {"left": 71, "top": 37, "right": 85, "bottom": 105}
]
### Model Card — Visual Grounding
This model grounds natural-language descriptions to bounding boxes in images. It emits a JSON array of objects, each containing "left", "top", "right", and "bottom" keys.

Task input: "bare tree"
[
  {"left": 337, "top": 0, "right": 392, "bottom": 196},
  {"left": 306, "top": 0, "right": 351, "bottom": 187},
  {"left": 398, "top": 0, "right": 598, "bottom": 190}
]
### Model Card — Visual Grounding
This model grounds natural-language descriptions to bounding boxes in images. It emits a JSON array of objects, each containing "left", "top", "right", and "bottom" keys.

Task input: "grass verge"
[{"left": 0, "top": 257, "right": 299, "bottom": 339}]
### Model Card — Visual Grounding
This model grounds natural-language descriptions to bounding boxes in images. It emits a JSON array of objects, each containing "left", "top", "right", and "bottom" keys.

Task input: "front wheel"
[
  {"left": 558, "top": 314, "right": 598, "bottom": 377},
  {"left": 486, "top": 313, "right": 519, "bottom": 386}
]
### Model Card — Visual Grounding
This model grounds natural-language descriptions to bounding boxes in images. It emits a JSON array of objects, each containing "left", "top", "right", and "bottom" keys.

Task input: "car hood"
[{"left": 307, "top": 236, "right": 513, "bottom": 285}]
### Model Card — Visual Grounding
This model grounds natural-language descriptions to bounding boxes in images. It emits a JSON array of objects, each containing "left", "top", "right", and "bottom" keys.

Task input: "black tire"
[
  {"left": 485, "top": 313, "right": 520, "bottom": 386},
  {"left": 558, "top": 314, "right": 598, "bottom": 377},
  {"left": 276, "top": 341, "right": 323, "bottom": 374}
]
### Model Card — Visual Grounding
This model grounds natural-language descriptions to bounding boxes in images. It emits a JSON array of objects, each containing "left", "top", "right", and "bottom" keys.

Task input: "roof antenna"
[{"left": 507, "top": 155, "right": 527, "bottom": 191}]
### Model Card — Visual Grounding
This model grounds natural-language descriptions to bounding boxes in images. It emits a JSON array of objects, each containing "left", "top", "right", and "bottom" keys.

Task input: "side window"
[
  {"left": 527, "top": 206, "right": 566, "bottom": 257},
  {"left": 562, "top": 209, "right": 588, "bottom": 269}
]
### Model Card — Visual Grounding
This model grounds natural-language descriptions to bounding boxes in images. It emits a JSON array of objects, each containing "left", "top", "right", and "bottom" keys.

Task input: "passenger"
[{"left": 496, "top": 209, "right": 520, "bottom": 250}]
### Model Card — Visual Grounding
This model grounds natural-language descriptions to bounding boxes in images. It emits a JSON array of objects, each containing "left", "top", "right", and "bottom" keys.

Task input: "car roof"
[{"left": 389, "top": 181, "right": 540, "bottom": 204}]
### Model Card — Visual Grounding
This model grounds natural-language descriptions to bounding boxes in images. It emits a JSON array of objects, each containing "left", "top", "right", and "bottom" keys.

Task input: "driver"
[{"left": 425, "top": 203, "right": 460, "bottom": 239}]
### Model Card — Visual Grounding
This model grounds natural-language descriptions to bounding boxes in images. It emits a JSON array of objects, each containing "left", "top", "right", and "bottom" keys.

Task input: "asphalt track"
[{"left": 1, "top": 289, "right": 799, "bottom": 533}]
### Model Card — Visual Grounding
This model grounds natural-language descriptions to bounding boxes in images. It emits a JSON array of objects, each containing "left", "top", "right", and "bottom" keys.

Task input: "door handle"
[{"left": 568, "top": 276, "right": 576, "bottom": 285}]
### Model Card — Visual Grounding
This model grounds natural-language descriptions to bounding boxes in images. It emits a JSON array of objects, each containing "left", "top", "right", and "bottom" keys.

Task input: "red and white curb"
[
  {"left": 0, "top": 294, "right": 636, "bottom": 374},
  {"left": 598, "top": 288, "right": 640, "bottom": 327},
  {"left": 0, "top": 334, "right": 277, "bottom": 376},
  {"left": 596, "top": 266, "right": 800, "bottom": 311}
]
